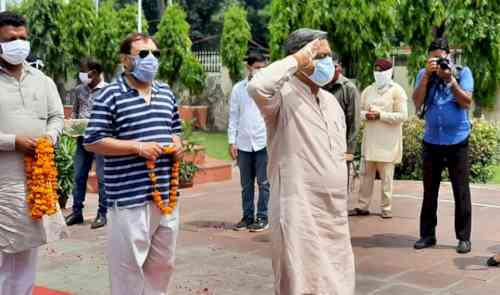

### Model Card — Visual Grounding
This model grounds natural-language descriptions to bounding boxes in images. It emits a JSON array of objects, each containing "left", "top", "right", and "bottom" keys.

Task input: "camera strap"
[{"left": 417, "top": 65, "right": 463, "bottom": 119}]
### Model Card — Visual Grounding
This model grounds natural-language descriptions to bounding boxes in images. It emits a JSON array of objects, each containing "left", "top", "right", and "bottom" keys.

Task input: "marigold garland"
[
  {"left": 24, "top": 137, "right": 59, "bottom": 220},
  {"left": 146, "top": 146, "right": 179, "bottom": 215}
]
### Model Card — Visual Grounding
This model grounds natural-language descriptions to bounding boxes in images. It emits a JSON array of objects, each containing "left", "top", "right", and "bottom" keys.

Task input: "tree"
[
  {"left": 58, "top": 0, "right": 97, "bottom": 72},
  {"left": 268, "top": 0, "right": 398, "bottom": 87},
  {"left": 268, "top": 0, "right": 304, "bottom": 61},
  {"left": 141, "top": 0, "right": 166, "bottom": 34},
  {"left": 155, "top": 4, "right": 205, "bottom": 95},
  {"left": 398, "top": 0, "right": 446, "bottom": 84},
  {"left": 116, "top": 2, "right": 149, "bottom": 37},
  {"left": 14, "top": 0, "right": 68, "bottom": 87},
  {"left": 322, "top": 0, "right": 398, "bottom": 87},
  {"left": 92, "top": 0, "right": 120, "bottom": 79},
  {"left": 398, "top": 0, "right": 500, "bottom": 114},
  {"left": 447, "top": 0, "right": 500, "bottom": 111},
  {"left": 221, "top": 4, "right": 251, "bottom": 82},
  {"left": 244, "top": 0, "right": 271, "bottom": 48},
  {"left": 116, "top": 0, "right": 167, "bottom": 34},
  {"left": 178, "top": 0, "right": 224, "bottom": 42}
]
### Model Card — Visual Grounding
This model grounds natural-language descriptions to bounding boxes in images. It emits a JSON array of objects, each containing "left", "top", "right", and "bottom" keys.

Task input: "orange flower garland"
[
  {"left": 146, "top": 146, "right": 179, "bottom": 215},
  {"left": 24, "top": 137, "right": 59, "bottom": 220}
]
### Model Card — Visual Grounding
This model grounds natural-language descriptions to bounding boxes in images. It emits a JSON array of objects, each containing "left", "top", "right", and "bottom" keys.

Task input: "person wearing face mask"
[
  {"left": 413, "top": 37, "right": 474, "bottom": 254},
  {"left": 248, "top": 28, "right": 355, "bottom": 295},
  {"left": 227, "top": 52, "right": 270, "bottom": 232},
  {"left": 0, "top": 11, "right": 67, "bottom": 294},
  {"left": 65, "top": 58, "right": 108, "bottom": 229},
  {"left": 349, "top": 59, "right": 408, "bottom": 219},
  {"left": 83, "top": 32, "right": 183, "bottom": 295}
]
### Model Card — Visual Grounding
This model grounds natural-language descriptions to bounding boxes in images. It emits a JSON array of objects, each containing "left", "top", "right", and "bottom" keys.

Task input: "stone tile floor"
[{"left": 36, "top": 173, "right": 500, "bottom": 294}]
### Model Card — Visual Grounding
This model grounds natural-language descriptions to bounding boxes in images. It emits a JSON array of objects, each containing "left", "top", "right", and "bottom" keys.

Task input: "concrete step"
[{"left": 194, "top": 157, "right": 233, "bottom": 185}]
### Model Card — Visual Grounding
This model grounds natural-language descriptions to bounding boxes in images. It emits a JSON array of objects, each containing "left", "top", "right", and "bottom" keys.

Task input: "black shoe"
[
  {"left": 348, "top": 208, "right": 370, "bottom": 216},
  {"left": 233, "top": 218, "right": 253, "bottom": 231},
  {"left": 90, "top": 212, "right": 107, "bottom": 229},
  {"left": 248, "top": 218, "right": 269, "bottom": 232},
  {"left": 487, "top": 256, "right": 500, "bottom": 267},
  {"left": 457, "top": 240, "right": 471, "bottom": 254},
  {"left": 414, "top": 237, "right": 437, "bottom": 249},
  {"left": 65, "top": 212, "right": 84, "bottom": 226}
]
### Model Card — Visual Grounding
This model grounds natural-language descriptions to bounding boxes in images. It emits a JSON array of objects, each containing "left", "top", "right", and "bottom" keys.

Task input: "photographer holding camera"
[{"left": 413, "top": 37, "right": 474, "bottom": 254}]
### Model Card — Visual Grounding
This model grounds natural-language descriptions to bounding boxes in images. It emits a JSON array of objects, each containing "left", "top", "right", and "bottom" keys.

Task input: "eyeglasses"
[{"left": 137, "top": 49, "right": 161, "bottom": 59}]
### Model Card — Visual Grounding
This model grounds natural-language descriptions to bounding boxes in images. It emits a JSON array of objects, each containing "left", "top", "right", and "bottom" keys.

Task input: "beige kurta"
[
  {"left": 0, "top": 64, "right": 68, "bottom": 254},
  {"left": 248, "top": 56, "right": 355, "bottom": 295},
  {"left": 360, "top": 83, "right": 408, "bottom": 163}
]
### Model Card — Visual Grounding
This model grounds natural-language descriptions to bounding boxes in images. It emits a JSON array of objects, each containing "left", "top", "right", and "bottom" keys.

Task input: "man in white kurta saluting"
[{"left": 248, "top": 28, "right": 355, "bottom": 295}]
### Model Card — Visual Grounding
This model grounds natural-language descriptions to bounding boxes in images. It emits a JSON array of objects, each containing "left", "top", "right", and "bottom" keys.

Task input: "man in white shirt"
[{"left": 228, "top": 53, "right": 270, "bottom": 232}]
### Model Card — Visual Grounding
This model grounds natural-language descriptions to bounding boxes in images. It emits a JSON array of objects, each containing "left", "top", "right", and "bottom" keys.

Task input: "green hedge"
[{"left": 357, "top": 116, "right": 500, "bottom": 183}]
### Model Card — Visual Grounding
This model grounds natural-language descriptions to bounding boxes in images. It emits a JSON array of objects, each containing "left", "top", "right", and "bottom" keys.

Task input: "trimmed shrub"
[
  {"left": 357, "top": 116, "right": 500, "bottom": 183},
  {"left": 220, "top": 4, "right": 251, "bottom": 83}
]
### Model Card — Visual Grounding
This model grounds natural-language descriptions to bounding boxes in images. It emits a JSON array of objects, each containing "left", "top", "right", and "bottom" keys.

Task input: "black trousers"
[{"left": 419, "top": 138, "right": 472, "bottom": 241}]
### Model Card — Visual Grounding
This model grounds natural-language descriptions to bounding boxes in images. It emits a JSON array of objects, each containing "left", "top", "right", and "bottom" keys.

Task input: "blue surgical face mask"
[
  {"left": 131, "top": 53, "right": 159, "bottom": 82},
  {"left": 308, "top": 56, "right": 335, "bottom": 86}
]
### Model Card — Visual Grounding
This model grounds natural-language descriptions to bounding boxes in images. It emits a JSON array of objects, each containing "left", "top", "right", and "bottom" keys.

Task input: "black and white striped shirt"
[{"left": 84, "top": 75, "right": 182, "bottom": 208}]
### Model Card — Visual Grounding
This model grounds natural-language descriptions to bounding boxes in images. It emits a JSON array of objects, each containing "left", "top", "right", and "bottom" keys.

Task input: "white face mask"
[
  {"left": 0, "top": 39, "right": 30, "bottom": 65},
  {"left": 373, "top": 68, "right": 393, "bottom": 89},
  {"left": 78, "top": 72, "right": 92, "bottom": 85}
]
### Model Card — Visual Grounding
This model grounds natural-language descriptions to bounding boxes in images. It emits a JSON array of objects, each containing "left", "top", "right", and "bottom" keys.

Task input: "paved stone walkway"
[{"left": 35, "top": 172, "right": 500, "bottom": 294}]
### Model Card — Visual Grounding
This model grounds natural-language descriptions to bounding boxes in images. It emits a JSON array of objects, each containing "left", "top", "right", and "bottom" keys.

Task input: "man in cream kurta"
[
  {"left": 350, "top": 59, "right": 408, "bottom": 219},
  {"left": 0, "top": 11, "right": 66, "bottom": 295},
  {"left": 248, "top": 28, "right": 355, "bottom": 295}
]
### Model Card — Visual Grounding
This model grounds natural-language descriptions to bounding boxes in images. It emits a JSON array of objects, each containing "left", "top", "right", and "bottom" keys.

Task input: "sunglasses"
[{"left": 137, "top": 49, "right": 161, "bottom": 59}]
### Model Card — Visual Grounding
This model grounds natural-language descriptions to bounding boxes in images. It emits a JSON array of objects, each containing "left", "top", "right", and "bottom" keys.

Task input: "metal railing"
[{"left": 193, "top": 50, "right": 222, "bottom": 73}]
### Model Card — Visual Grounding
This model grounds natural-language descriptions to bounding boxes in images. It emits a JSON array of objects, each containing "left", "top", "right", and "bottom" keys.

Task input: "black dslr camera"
[
  {"left": 430, "top": 57, "right": 452, "bottom": 71},
  {"left": 436, "top": 57, "right": 451, "bottom": 70}
]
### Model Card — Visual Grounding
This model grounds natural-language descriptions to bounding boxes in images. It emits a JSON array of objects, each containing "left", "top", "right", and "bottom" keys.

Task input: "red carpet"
[{"left": 34, "top": 286, "right": 72, "bottom": 295}]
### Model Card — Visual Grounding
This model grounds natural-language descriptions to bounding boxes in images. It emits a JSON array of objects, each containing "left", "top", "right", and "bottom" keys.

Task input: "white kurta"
[
  {"left": 359, "top": 83, "right": 408, "bottom": 163},
  {"left": 0, "top": 65, "right": 67, "bottom": 254},
  {"left": 248, "top": 56, "right": 355, "bottom": 295}
]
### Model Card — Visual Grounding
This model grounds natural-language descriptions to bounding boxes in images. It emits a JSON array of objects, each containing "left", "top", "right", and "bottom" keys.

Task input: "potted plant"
[
  {"left": 55, "top": 132, "right": 77, "bottom": 209},
  {"left": 179, "top": 159, "right": 199, "bottom": 188},
  {"left": 181, "top": 119, "right": 206, "bottom": 164}
]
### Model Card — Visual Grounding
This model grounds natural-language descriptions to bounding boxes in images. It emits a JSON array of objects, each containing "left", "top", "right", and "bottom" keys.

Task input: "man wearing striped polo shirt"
[{"left": 84, "top": 32, "right": 183, "bottom": 295}]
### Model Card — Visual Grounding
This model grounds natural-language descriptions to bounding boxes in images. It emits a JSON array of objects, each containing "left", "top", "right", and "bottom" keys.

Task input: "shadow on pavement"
[
  {"left": 184, "top": 220, "right": 235, "bottom": 230},
  {"left": 351, "top": 233, "right": 419, "bottom": 248},
  {"left": 487, "top": 244, "right": 500, "bottom": 254},
  {"left": 453, "top": 256, "right": 490, "bottom": 270},
  {"left": 252, "top": 233, "right": 271, "bottom": 243}
]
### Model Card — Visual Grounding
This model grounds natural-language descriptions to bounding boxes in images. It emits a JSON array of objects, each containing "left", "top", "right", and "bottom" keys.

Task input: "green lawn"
[
  {"left": 192, "top": 131, "right": 231, "bottom": 161},
  {"left": 192, "top": 132, "right": 500, "bottom": 184}
]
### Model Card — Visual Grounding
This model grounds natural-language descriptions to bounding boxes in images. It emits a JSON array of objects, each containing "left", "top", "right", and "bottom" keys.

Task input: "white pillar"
[
  {"left": 0, "top": 0, "right": 6, "bottom": 12},
  {"left": 137, "top": 0, "right": 142, "bottom": 33}
]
